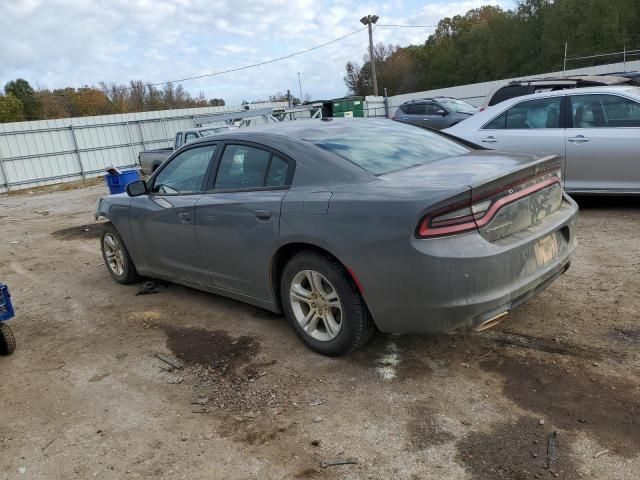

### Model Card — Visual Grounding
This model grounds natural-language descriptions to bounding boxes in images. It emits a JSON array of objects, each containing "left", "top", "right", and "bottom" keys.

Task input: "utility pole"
[
  {"left": 563, "top": 42, "right": 568, "bottom": 76},
  {"left": 360, "top": 14, "right": 379, "bottom": 96},
  {"left": 297, "top": 72, "right": 303, "bottom": 102}
]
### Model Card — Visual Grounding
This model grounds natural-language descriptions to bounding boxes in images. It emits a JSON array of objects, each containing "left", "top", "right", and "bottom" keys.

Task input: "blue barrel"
[
  {"left": 0, "top": 284, "right": 15, "bottom": 322},
  {"left": 104, "top": 169, "right": 140, "bottom": 195}
]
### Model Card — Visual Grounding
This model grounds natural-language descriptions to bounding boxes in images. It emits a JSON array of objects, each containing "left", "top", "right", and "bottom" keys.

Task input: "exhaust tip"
[{"left": 474, "top": 311, "right": 509, "bottom": 332}]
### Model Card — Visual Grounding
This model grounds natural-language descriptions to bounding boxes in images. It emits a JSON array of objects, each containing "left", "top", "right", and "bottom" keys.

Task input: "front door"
[
  {"left": 195, "top": 143, "right": 293, "bottom": 301},
  {"left": 474, "top": 96, "right": 566, "bottom": 160},
  {"left": 130, "top": 143, "right": 218, "bottom": 282},
  {"left": 565, "top": 93, "right": 640, "bottom": 193}
]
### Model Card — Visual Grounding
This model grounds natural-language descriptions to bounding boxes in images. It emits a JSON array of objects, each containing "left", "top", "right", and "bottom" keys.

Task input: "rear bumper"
[{"left": 345, "top": 196, "right": 578, "bottom": 335}]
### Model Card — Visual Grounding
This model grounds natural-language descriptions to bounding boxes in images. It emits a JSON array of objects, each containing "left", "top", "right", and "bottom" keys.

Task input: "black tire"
[
  {"left": 280, "top": 251, "right": 375, "bottom": 356},
  {"left": 100, "top": 223, "right": 141, "bottom": 285},
  {"left": 0, "top": 322, "right": 16, "bottom": 355}
]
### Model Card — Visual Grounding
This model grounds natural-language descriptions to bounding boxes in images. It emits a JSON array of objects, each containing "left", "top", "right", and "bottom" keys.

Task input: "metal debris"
[
  {"left": 546, "top": 431, "right": 559, "bottom": 468},
  {"left": 155, "top": 353, "right": 184, "bottom": 370},
  {"left": 320, "top": 458, "right": 358, "bottom": 468}
]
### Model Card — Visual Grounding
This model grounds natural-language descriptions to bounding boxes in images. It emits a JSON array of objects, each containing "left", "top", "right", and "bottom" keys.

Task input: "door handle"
[
  {"left": 481, "top": 136, "right": 498, "bottom": 143},
  {"left": 568, "top": 135, "right": 590, "bottom": 144},
  {"left": 254, "top": 209, "right": 272, "bottom": 220},
  {"left": 178, "top": 212, "right": 191, "bottom": 223}
]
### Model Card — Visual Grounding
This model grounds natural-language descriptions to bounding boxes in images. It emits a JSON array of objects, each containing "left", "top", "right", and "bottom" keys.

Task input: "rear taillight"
[{"left": 417, "top": 167, "right": 561, "bottom": 238}]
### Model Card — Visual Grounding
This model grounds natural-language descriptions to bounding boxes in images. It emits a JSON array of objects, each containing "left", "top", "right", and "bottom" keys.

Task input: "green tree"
[
  {"left": 0, "top": 94, "right": 24, "bottom": 123},
  {"left": 209, "top": 98, "right": 226, "bottom": 106},
  {"left": 4, "top": 79, "right": 41, "bottom": 120}
]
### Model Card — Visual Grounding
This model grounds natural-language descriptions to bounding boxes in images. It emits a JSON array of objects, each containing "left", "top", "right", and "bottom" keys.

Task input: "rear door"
[
  {"left": 130, "top": 143, "right": 218, "bottom": 282},
  {"left": 564, "top": 93, "right": 640, "bottom": 193},
  {"left": 195, "top": 142, "right": 294, "bottom": 301},
  {"left": 474, "top": 96, "right": 566, "bottom": 160}
]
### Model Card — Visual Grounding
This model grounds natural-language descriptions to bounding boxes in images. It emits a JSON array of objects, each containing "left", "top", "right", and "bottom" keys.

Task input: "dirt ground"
[{"left": 1, "top": 186, "right": 638, "bottom": 480}]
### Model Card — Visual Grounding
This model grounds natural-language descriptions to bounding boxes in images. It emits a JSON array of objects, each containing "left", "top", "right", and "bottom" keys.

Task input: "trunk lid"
[{"left": 382, "top": 150, "right": 564, "bottom": 241}]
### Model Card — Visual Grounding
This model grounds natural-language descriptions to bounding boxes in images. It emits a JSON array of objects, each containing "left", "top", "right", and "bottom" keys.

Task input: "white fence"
[
  {"left": 1, "top": 59, "right": 638, "bottom": 192},
  {"left": 0, "top": 102, "right": 286, "bottom": 193}
]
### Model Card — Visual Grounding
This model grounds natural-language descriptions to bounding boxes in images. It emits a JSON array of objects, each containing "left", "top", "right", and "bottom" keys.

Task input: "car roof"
[
  {"left": 507, "top": 74, "right": 634, "bottom": 86},
  {"left": 400, "top": 96, "right": 453, "bottom": 105}
]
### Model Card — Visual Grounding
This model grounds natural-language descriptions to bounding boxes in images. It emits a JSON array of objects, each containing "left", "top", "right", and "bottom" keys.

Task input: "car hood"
[{"left": 379, "top": 150, "right": 560, "bottom": 190}]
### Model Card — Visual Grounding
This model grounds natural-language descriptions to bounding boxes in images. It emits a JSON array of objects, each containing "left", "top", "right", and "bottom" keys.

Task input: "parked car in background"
[
  {"left": 482, "top": 75, "right": 640, "bottom": 109},
  {"left": 392, "top": 97, "right": 477, "bottom": 129},
  {"left": 138, "top": 125, "right": 238, "bottom": 175},
  {"left": 445, "top": 86, "right": 640, "bottom": 195},
  {"left": 97, "top": 119, "right": 577, "bottom": 356}
]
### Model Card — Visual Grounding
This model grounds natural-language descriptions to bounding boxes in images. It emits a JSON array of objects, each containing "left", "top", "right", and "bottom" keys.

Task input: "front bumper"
[{"left": 345, "top": 196, "right": 578, "bottom": 335}]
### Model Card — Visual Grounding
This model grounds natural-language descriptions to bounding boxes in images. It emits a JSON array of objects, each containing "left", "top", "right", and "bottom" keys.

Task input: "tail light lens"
[{"left": 417, "top": 167, "right": 561, "bottom": 238}]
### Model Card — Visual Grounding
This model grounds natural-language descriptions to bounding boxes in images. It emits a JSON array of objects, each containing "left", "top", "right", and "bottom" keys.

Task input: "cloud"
[{"left": 0, "top": 0, "right": 510, "bottom": 104}]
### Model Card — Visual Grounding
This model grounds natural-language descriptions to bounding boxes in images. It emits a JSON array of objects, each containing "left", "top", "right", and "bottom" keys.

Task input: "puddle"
[
  {"left": 51, "top": 223, "right": 104, "bottom": 240},
  {"left": 164, "top": 326, "right": 259, "bottom": 367},
  {"left": 456, "top": 416, "right": 578, "bottom": 479},
  {"left": 482, "top": 354, "right": 640, "bottom": 458}
]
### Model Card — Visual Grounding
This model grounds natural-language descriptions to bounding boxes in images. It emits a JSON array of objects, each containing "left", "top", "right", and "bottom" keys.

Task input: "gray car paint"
[
  {"left": 97, "top": 119, "right": 577, "bottom": 335},
  {"left": 393, "top": 98, "right": 476, "bottom": 129}
]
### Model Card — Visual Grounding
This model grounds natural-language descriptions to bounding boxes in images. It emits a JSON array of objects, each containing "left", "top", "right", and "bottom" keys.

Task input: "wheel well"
[{"left": 271, "top": 243, "right": 351, "bottom": 311}]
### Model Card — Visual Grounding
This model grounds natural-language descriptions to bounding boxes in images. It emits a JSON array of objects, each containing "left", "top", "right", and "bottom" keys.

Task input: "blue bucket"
[
  {"left": 0, "top": 284, "right": 15, "bottom": 322},
  {"left": 104, "top": 169, "right": 140, "bottom": 195}
]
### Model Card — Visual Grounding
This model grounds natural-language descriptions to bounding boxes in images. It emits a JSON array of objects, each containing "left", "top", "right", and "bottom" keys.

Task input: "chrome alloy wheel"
[
  {"left": 290, "top": 270, "right": 343, "bottom": 341},
  {"left": 103, "top": 233, "right": 125, "bottom": 277}
]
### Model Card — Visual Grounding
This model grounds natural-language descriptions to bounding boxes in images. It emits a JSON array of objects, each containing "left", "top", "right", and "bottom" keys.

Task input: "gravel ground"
[{"left": 0, "top": 186, "right": 638, "bottom": 479}]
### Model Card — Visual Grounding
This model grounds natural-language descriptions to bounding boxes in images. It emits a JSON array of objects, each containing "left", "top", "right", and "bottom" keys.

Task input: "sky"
[{"left": 0, "top": 0, "right": 512, "bottom": 105}]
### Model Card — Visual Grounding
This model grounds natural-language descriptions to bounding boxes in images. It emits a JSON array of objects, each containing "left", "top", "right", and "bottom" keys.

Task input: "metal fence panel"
[{"left": 0, "top": 102, "right": 287, "bottom": 192}]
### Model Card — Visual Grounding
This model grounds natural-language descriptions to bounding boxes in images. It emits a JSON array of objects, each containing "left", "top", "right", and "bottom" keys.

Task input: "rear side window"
[
  {"left": 305, "top": 121, "right": 470, "bottom": 175},
  {"left": 405, "top": 104, "right": 426, "bottom": 115},
  {"left": 214, "top": 145, "right": 291, "bottom": 190},
  {"left": 489, "top": 85, "right": 533, "bottom": 106},
  {"left": 184, "top": 132, "right": 199, "bottom": 143},
  {"left": 483, "top": 97, "right": 561, "bottom": 129},
  {"left": 570, "top": 94, "right": 640, "bottom": 128}
]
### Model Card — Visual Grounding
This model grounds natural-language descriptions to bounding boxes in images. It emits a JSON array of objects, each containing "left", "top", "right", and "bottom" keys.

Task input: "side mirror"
[
  {"left": 437, "top": 109, "right": 447, "bottom": 116},
  {"left": 126, "top": 180, "right": 148, "bottom": 197}
]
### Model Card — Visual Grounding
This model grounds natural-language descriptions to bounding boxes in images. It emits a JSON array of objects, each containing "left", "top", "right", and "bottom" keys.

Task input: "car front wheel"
[
  {"left": 281, "top": 251, "right": 374, "bottom": 356},
  {"left": 101, "top": 223, "right": 140, "bottom": 284}
]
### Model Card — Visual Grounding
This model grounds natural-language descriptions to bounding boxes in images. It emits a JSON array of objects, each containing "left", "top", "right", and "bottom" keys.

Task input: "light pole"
[
  {"left": 360, "top": 14, "right": 379, "bottom": 96},
  {"left": 297, "top": 72, "right": 303, "bottom": 102}
]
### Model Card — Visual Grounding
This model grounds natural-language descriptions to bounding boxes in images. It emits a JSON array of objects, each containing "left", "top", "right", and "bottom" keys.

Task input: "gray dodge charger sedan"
[{"left": 96, "top": 119, "right": 578, "bottom": 356}]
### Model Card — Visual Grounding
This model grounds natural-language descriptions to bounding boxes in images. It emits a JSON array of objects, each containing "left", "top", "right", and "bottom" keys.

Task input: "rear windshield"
[{"left": 302, "top": 121, "right": 471, "bottom": 175}]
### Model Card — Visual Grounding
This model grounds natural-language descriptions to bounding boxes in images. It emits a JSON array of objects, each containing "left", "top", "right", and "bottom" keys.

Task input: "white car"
[{"left": 444, "top": 86, "right": 640, "bottom": 195}]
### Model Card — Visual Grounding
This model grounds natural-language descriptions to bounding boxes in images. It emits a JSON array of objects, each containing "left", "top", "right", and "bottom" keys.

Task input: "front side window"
[
  {"left": 483, "top": 97, "right": 562, "bottom": 129},
  {"left": 571, "top": 94, "right": 640, "bottom": 128},
  {"left": 424, "top": 103, "right": 442, "bottom": 115},
  {"left": 153, "top": 144, "right": 217, "bottom": 194},
  {"left": 214, "top": 145, "right": 291, "bottom": 190}
]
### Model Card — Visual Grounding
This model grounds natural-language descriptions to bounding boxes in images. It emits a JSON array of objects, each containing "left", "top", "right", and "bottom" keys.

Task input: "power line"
[
  {"left": 95, "top": 27, "right": 368, "bottom": 95},
  {"left": 376, "top": 24, "right": 437, "bottom": 28}
]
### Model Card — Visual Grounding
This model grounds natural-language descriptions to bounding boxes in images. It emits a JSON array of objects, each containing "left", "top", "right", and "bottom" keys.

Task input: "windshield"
[
  {"left": 303, "top": 120, "right": 471, "bottom": 175},
  {"left": 438, "top": 98, "right": 477, "bottom": 114}
]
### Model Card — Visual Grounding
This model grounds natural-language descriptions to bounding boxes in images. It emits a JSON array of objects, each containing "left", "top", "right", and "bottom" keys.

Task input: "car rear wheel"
[
  {"left": 101, "top": 223, "right": 141, "bottom": 284},
  {"left": 281, "top": 251, "right": 374, "bottom": 356}
]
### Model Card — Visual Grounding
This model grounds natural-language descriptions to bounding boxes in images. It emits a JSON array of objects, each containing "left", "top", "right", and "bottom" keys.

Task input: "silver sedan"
[{"left": 445, "top": 85, "right": 640, "bottom": 195}]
